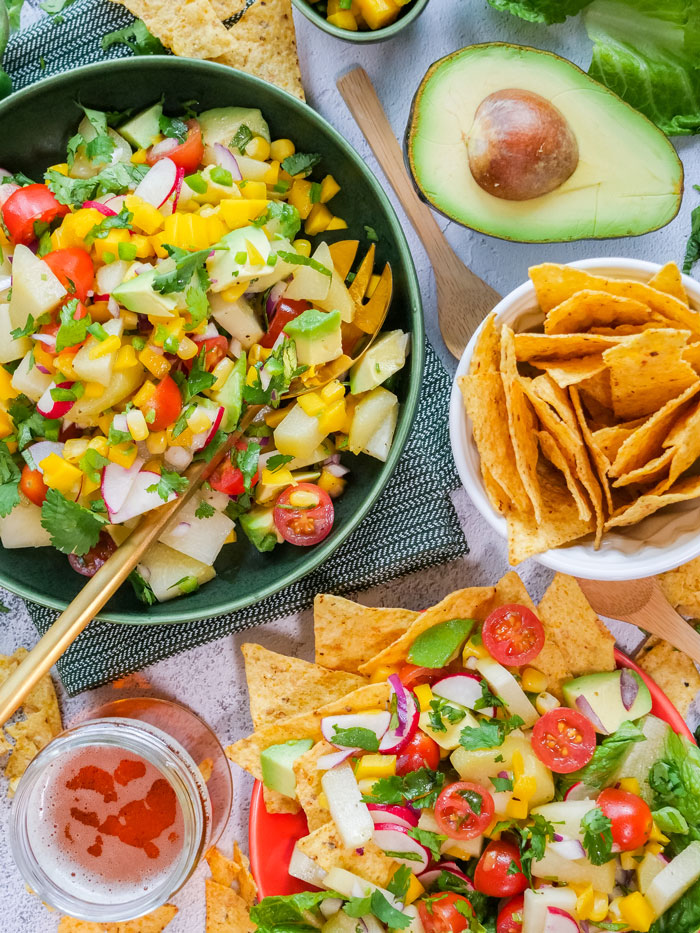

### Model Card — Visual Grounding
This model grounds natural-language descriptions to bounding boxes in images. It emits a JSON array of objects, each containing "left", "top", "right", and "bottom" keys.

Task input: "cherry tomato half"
[
  {"left": 482, "top": 604, "right": 545, "bottom": 667},
  {"left": 210, "top": 441, "right": 259, "bottom": 497},
  {"left": 497, "top": 895, "right": 525, "bottom": 933},
  {"left": 147, "top": 119, "right": 204, "bottom": 175},
  {"left": 68, "top": 531, "right": 118, "bottom": 577},
  {"left": 532, "top": 707, "right": 596, "bottom": 774},
  {"left": 398, "top": 664, "right": 444, "bottom": 691},
  {"left": 260, "top": 298, "right": 311, "bottom": 349},
  {"left": 396, "top": 729, "right": 441, "bottom": 776},
  {"left": 273, "top": 482, "right": 334, "bottom": 547},
  {"left": 2, "top": 183, "right": 69, "bottom": 245},
  {"left": 142, "top": 374, "right": 182, "bottom": 433},
  {"left": 474, "top": 840, "right": 527, "bottom": 898},
  {"left": 19, "top": 464, "right": 48, "bottom": 507},
  {"left": 435, "top": 781, "right": 494, "bottom": 840},
  {"left": 43, "top": 247, "right": 94, "bottom": 302},
  {"left": 190, "top": 335, "right": 229, "bottom": 372},
  {"left": 598, "top": 788, "right": 652, "bottom": 851},
  {"left": 418, "top": 893, "right": 474, "bottom": 933}
]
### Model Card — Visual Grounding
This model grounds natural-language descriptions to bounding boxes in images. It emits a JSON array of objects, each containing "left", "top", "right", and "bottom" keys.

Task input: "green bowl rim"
[
  {"left": 0, "top": 56, "right": 425, "bottom": 625},
  {"left": 292, "top": 0, "right": 430, "bottom": 43}
]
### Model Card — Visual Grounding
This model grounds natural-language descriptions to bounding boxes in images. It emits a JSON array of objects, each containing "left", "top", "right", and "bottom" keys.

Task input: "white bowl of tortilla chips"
[{"left": 450, "top": 258, "right": 700, "bottom": 580}]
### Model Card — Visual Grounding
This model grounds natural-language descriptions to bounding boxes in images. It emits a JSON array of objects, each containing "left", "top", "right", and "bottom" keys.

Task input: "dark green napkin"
[{"left": 9, "top": 0, "right": 468, "bottom": 695}]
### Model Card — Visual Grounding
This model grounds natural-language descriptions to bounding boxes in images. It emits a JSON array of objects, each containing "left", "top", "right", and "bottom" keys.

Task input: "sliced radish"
[
  {"left": 107, "top": 470, "right": 177, "bottom": 524},
  {"left": 101, "top": 458, "right": 145, "bottom": 517},
  {"left": 316, "top": 748, "right": 358, "bottom": 771},
  {"left": 367, "top": 804, "right": 419, "bottom": 830},
  {"left": 544, "top": 907, "right": 579, "bottom": 933},
  {"left": 320, "top": 711, "right": 391, "bottom": 748},
  {"left": 82, "top": 200, "right": 117, "bottom": 216},
  {"left": 432, "top": 673, "right": 495, "bottom": 717},
  {"left": 37, "top": 381, "right": 76, "bottom": 418},
  {"left": 134, "top": 157, "right": 178, "bottom": 208},
  {"left": 372, "top": 823, "right": 429, "bottom": 874},
  {"left": 171, "top": 166, "right": 185, "bottom": 212},
  {"left": 418, "top": 862, "right": 474, "bottom": 890},
  {"left": 379, "top": 692, "right": 419, "bottom": 755},
  {"left": 564, "top": 782, "right": 597, "bottom": 802},
  {"left": 190, "top": 405, "right": 224, "bottom": 453},
  {"left": 549, "top": 838, "right": 586, "bottom": 861},
  {"left": 25, "top": 441, "right": 64, "bottom": 472}
]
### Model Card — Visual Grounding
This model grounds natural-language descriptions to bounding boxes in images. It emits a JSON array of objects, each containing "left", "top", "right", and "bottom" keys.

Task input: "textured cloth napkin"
[{"left": 7, "top": 0, "right": 468, "bottom": 695}]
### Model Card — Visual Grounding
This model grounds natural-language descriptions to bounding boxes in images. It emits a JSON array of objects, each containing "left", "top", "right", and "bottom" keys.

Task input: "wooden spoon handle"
[{"left": 631, "top": 580, "right": 700, "bottom": 666}]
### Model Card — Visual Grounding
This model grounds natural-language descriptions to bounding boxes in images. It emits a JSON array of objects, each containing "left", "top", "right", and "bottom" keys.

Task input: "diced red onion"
[
  {"left": 199, "top": 322, "right": 220, "bottom": 340},
  {"left": 323, "top": 453, "right": 341, "bottom": 466},
  {"left": 316, "top": 748, "right": 358, "bottom": 771},
  {"left": 112, "top": 413, "right": 128, "bottom": 433},
  {"left": 325, "top": 463, "right": 350, "bottom": 478},
  {"left": 620, "top": 669, "right": 639, "bottom": 712},
  {"left": 83, "top": 200, "right": 117, "bottom": 216},
  {"left": 108, "top": 297, "right": 120, "bottom": 318},
  {"left": 0, "top": 168, "right": 11, "bottom": 179},
  {"left": 35, "top": 364, "right": 50, "bottom": 374},
  {"left": 149, "top": 137, "right": 179, "bottom": 160},
  {"left": 549, "top": 838, "right": 586, "bottom": 860},
  {"left": 388, "top": 673, "right": 409, "bottom": 737},
  {"left": 497, "top": 770, "right": 509, "bottom": 780},
  {"left": 575, "top": 695, "right": 607, "bottom": 733},
  {"left": 172, "top": 166, "right": 185, "bottom": 212},
  {"left": 266, "top": 280, "right": 287, "bottom": 317},
  {"left": 32, "top": 332, "right": 56, "bottom": 348},
  {"left": 213, "top": 143, "right": 242, "bottom": 180},
  {"left": 0, "top": 182, "right": 19, "bottom": 208}
]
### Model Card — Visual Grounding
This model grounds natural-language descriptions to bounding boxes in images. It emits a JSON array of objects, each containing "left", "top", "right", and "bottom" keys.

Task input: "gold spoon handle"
[{"left": 0, "top": 406, "right": 261, "bottom": 726}]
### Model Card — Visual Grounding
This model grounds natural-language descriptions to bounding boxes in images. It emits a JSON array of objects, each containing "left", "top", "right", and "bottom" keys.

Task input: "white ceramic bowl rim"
[{"left": 449, "top": 258, "right": 700, "bottom": 582}]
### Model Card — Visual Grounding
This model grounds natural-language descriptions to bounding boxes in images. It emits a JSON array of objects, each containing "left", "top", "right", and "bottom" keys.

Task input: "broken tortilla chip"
[
  {"left": 205, "top": 878, "right": 255, "bottom": 933},
  {"left": 636, "top": 637, "right": 700, "bottom": 718},
  {"left": 294, "top": 740, "right": 334, "bottom": 832},
  {"left": 206, "top": 843, "right": 257, "bottom": 907},
  {"left": 648, "top": 261, "right": 689, "bottom": 305},
  {"left": 58, "top": 904, "right": 177, "bottom": 933},
  {"left": 263, "top": 785, "right": 301, "bottom": 814},
  {"left": 469, "top": 312, "right": 501, "bottom": 374},
  {"left": 529, "top": 355, "right": 607, "bottom": 389},
  {"left": 109, "top": 0, "right": 236, "bottom": 58},
  {"left": 295, "top": 822, "right": 399, "bottom": 888}
]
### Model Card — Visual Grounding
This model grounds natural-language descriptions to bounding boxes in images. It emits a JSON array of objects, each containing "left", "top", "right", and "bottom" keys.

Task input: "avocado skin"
[{"left": 404, "top": 43, "right": 684, "bottom": 243}]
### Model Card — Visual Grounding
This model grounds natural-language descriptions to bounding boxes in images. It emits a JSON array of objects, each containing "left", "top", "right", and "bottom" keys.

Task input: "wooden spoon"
[
  {"left": 0, "top": 406, "right": 262, "bottom": 726},
  {"left": 576, "top": 576, "right": 700, "bottom": 665},
  {"left": 337, "top": 66, "right": 501, "bottom": 360}
]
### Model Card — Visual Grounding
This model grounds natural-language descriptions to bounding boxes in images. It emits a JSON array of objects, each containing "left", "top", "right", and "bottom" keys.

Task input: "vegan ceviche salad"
[
  {"left": 0, "top": 101, "right": 409, "bottom": 603},
  {"left": 242, "top": 597, "right": 700, "bottom": 933}
]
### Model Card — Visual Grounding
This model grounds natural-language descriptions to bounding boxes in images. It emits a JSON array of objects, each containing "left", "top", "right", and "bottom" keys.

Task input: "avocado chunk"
[
  {"left": 285, "top": 308, "right": 342, "bottom": 367},
  {"left": 562, "top": 670, "right": 652, "bottom": 734},
  {"left": 408, "top": 618, "right": 476, "bottom": 668},
  {"left": 406, "top": 44, "right": 682, "bottom": 242},
  {"left": 112, "top": 269, "right": 178, "bottom": 318},
  {"left": 118, "top": 103, "right": 163, "bottom": 150},
  {"left": 211, "top": 353, "right": 246, "bottom": 431},
  {"left": 206, "top": 226, "right": 278, "bottom": 291},
  {"left": 350, "top": 330, "right": 410, "bottom": 395},
  {"left": 260, "top": 739, "right": 314, "bottom": 798},
  {"left": 198, "top": 106, "right": 270, "bottom": 149},
  {"left": 239, "top": 506, "right": 282, "bottom": 552}
]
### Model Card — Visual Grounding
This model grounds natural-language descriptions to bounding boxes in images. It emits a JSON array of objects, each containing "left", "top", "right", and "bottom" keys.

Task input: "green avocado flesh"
[
  {"left": 260, "top": 739, "right": 314, "bottom": 798},
  {"left": 562, "top": 669, "right": 652, "bottom": 734},
  {"left": 408, "top": 617, "right": 476, "bottom": 667},
  {"left": 406, "top": 44, "right": 683, "bottom": 242}
]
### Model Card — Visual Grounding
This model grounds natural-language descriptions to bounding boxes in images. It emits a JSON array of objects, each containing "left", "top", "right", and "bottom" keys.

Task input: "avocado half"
[{"left": 405, "top": 44, "right": 684, "bottom": 243}]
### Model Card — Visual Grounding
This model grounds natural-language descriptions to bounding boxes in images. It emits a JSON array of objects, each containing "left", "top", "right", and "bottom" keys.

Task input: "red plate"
[{"left": 248, "top": 648, "right": 695, "bottom": 899}]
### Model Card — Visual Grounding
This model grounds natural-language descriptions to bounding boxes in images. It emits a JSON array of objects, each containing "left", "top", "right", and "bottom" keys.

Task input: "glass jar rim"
[{"left": 10, "top": 717, "right": 211, "bottom": 923}]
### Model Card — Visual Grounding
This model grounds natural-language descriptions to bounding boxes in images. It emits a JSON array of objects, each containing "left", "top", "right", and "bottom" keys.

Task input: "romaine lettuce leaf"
[
  {"left": 649, "top": 729, "right": 700, "bottom": 855},
  {"left": 486, "top": 0, "right": 591, "bottom": 24},
  {"left": 249, "top": 890, "right": 338, "bottom": 931},
  {"left": 585, "top": 0, "right": 700, "bottom": 135},
  {"left": 558, "top": 720, "right": 645, "bottom": 795}
]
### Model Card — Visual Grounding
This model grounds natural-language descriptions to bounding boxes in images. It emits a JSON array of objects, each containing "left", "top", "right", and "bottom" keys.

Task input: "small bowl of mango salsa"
[{"left": 292, "top": 0, "right": 429, "bottom": 41}]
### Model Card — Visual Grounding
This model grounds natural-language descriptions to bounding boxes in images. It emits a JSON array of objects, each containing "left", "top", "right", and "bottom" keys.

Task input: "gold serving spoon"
[
  {"left": 0, "top": 405, "right": 262, "bottom": 726},
  {"left": 337, "top": 67, "right": 501, "bottom": 359},
  {"left": 576, "top": 576, "right": 700, "bottom": 665}
]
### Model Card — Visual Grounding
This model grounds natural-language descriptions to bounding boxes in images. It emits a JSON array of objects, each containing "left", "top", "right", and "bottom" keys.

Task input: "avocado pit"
[{"left": 467, "top": 89, "right": 579, "bottom": 201}]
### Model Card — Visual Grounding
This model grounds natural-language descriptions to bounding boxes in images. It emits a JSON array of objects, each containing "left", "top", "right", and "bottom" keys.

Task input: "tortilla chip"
[
  {"left": 657, "top": 557, "right": 700, "bottom": 617},
  {"left": 591, "top": 323, "right": 672, "bottom": 337},
  {"left": 648, "top": 262, "right": 688, "bottom": 305},
  {"left": 514, "top": 332, "right": 622, "bottom": 362},
  {"left": 529, "top": 355, "right": 607, "bottom": 389},
  {"left": 605, "top": 475, "right": 700, "bottom": 529},
  {"left": 212, "top": 0, "right": 305, "bottom": 99},
  {"left": 110, "top": 0, "right": 236, "bottom": 58},
  {"left": 295, "top": 822, "right": 399, "bottom": 887},
  {"left": 507, "top": 458, "right": 595, "bottom": 564},
  {"left": 608, "top": 382, "right": 700, "bottom": 478},
  {"left": 538, "top": 430, "right": 592, "bottom": 521},
  {"left": 529, "top": 264, "right": 700, "bottom": 336},
  {"left": 636, "top": 637, "right": 700, "bottom": 718},
  {"left": 358, "top": 588, "right": 496, "bottom": 675},
  {"left": 537, "top": 574, "right": 616, "bottom": 676},
  {"left": 683, "top": 342, "right": 700, "bottom": 375},
  {"left": 602, "top": 329, "right": 696, "bottom": 420},
  {"left": 206, "top": 843, "right": 257, "bottom": 906},
  {"left": 263, "top": 785, "right": 301, "bottom": 814},
  {"left": 592, "top": 420, "right": 646, "bottom": 464},
  {"left": 654, "top": 397, "right": 700, "bottom": 493},
  {"left": 470, "top": 312, "right": 501, "bottom": 374},
  {"left": 577, "top": 368, "right": 613, "bottom": 412},
  {"left": 612, "top": 448, "right": 674, "bottom": 488},
  {"left": 460, "top": 373, "right": 531, "bottom": 514},
  {"left": 210, "top": 0, "right": 250, "bottom": 17},
  {"left": 501, "top": 326, "right": 542, "bottom": 521},
  {"left": 294, "top": 740, "right": 334, "bottom": 832},
  {"left": 314, "top": 594, "right": 418, "bottom": 672},
  {"left": 58, "top": 905, "right": 177, "bottom": 933},
  {"left": 226, "top": 683, "right": 391, "bottom": 783},
  {"left": 543, "top": 290, "right": 655, "bottom": 335},
  {"left": 481, "top": 465, "right": 510, "bottom": 514},
  {"left": 569, "top": 387, "right": 613, "bottom": 515},
  {"left": 242, "top": 643, "right": 365, "bottom": 729},
  {"left": 205, "top": 879, "right": 255, "bottom": 933}
]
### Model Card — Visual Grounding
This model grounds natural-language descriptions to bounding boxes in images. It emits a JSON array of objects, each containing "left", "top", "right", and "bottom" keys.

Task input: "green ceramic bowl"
[
  {"left": 0, "top": 57, "right": 423, "bottom": 624},
  {"left": 292, "top": 0, "right": 430, "bottom": 43}
]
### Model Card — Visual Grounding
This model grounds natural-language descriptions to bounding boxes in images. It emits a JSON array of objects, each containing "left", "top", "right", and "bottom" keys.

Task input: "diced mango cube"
[
  {"left": 139, "top": 347, "right": 171, "bottom": 378},
  {"left": 521, "top": 668, "right": 548, "bottom": 693},
  {"left": 357, "top": 0, "right": 400, "bottom": 29},
  {"left": 125, "top": 195, "right": 165, "bottom": 235},
  {"left": 108, "top": 442, "right": 138, "bottom": 469},
  {"left": 327, "top": 10, "right": 358, "bottom": 29},
  {"left": 304, "top": 203, "right": 333, "bottom": 236},
  {"left": 240, "top": 180, "right": 267, "bottom": 200},
  {"left": 355, "top": 754, "right": 396, "bottom": 781},
  {"left": 288, "top": 180, "right": 314, "bottom": 219},
  {"left": 320, "top": 175, "right": 341, "bottom": 203},
  {"left": 326, "top": 216, "right": 348, "bottom": 231}
]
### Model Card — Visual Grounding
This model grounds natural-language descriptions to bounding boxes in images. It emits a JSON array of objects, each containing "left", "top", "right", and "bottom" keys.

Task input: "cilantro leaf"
[
  {"left": 276, "top": 249, "right": 331, "bottom": 278},
  {"left": 55, "top": 298, "right": 90, "bottom": 352},
  {"left": 45, "top": 163, "right": 149, "bottom": 208},
  {"left": 266, "top": 454, "right": 293, "bottom": 473},
  {"left": 243, "top": 338, "right": 306, "bottom": 407},
  {"left": 0, "top": 441, "right": 20, "bottom": 517},
  {"left": 76, "top": 106, "right": 116, "bottom": 165},
  {"left": 581, "top": 807, "right": 614, "bottom": 866},
  {"left": 129, "top": 568, "right": 157, "bottom": 606},
  {"left": 185, "top": 282, "right": 210, "bottom": 330},
  {"left": 9, "top": 396, "right": 60, "bottom": 450},
  {"left": 231, "top": 124, "right": 253, "bottom": 153},
  {"left": 183, "top": 348, "right": 217, "bottom": 403},
  {"left": 460, "top": 715, "right": 524, "bottom": 751},
  {"left": 194, "top": 501, "right": 216, "bottom": 520},
  {"left": 364, "top": 224, "right": 379, "bottom": 243},
  {"left": 474, "top": 678, "right": 506, "bottom": 710},
  {"left": 236, "top": 442, "right": 260, "bottom": 493},
  {"left": 407, "top": 827, "right": 446, "bottom": 861},
  {"left": 79, "top": 448, "right": 109, "bottom": 485},
  {"left": 102, "top": 19, "right": 167, "bottom": 55},
  {"left": 281, "top": 151, "right": 321, "bottom": 178},
  {"left": 345, "top": 890, "right": 411, "bottom": 929},
  {"left": 153, "top": 245, "right": 212, "bottom": 295},
  {"left": 432, "top": 869, "right": 474, "bottom": 897},
  {"left": 146, "top": 469, "right": 189, "bottom": 502},
  {"left": 5, "top": 0, "right": 24, "bottom": 31},
  {"left": 387, "top": 865, "right": 412, "bottom": 900},
  {"left": 10, "top": 312, "right": 51, "bottom": 340},
  {"left": 491, "top": 775, "right": 514, "bottom": 792},
  {"left": 159, "top": 113, "right": 188, "bottom": 144},
  {"left": 363, "top": 767, "right": 446, "bottom": 810},
  {"left": 331, "top": 725, "right": 379, "bottom": 751},
  {"left": 428, "top": 697, "right": 466, "bottom": 733},
  {"left": 85, "top": 207, "right": 133, "bottom": 244},
  {"left": 40, "top": 488, "right": 106, "bottom": 555},
  {"left": 254, "top": 200, "right": 301, "bottom": 240},
  {"left": 495, "top": 813, "right": 559, "bottom": 883}
]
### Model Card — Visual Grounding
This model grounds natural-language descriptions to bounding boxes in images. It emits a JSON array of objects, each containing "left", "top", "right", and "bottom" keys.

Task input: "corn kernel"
[
  {"left": 618, "top": 777, "right": 641, "bottom": 795},
  {"left": 521, "top": 668, "right": 548, "bottom": 693},
  {"left": 289, "top": 487, "right": 321, "bottom": 508},
  {"left": 133, "top": 380, "right": 157, "bottom": 409},
  {"left": 114, "top": 344, "right": 138, "bottom": 371},
  {"left": 368, "top": 665, "right": 399, "bottom": 685},
  {"left": 246, "top": 136, "right": 271, "bottom": 161},
  {"left": 208, "top": 357, "right": 234, "bottom": 391},
  {"left": 131, "top": 148, "right": 148, "bottom": 164},
  {"left": 121, "top": 311, "right": 139, "bottom": 330},
  {"left": 617, "top": 892, "right": 655, "bottom": 933},
  {"left": 221, "top": 281, "right": 248, "bottom": 302},
  {"left": 139, "top": 346, "right": 171, "bottom": 378},
  {"left": 292, "top": 238, "right": 312, "bottom": 258},
  {"left": 320, "top": 174, "right": 341, "bottom": 203},
  {"left": 241, "top": 180, "right": 267, "bottom": 200},
  {"left": 263, "top": 161, "right": 279, "bottom": 185},
  {"left": 125, "top": 195, "right": 165, "bottom": 235},
  {"left": 414, "top": 684, "right": 433, "bottom": 712},
  {"left": 589, "top": 893, "right": 609, "bottom": 923},
  {"left": 463, "top": 637, "right": 489, "bottom": 663},
  {"left": 505, "top": 797, "right": 528, "bottom": 820},
  {"left": 317, "top": 469, "right": 346, "bottom": 499},
  {"left": 326, "top": 216, "right": 348, "bottom": 231},
  {"left": 61, "top": 438, "right": 90, "bottom": 462},
  {"left": 108, "top": 442, "right": 138, "bottom": 469},
  {"left": 246, "top": 366, "right": 259, "bottom": 387},
  {"left": 126, "top": 408, "right": 149, "bottom": 442},
  {"left": 305, "top": 203, "right": 333, "bottom": 236},
  {"left": 177, "top": 336, "right": 199, "bottom": 361},
  {"left": 355, "top": 754, "right": 396, "bottom": 781},
  {"left": 88, "top": 436, "right": 109, "bottom": 456},
  {"left": 187, "top": 409, "right": 213, "bottom": 434},
  {"left": 404, "top": 875, "right": 425, "bottom": 906},
  {"left": 270, "top": 138, "right": 295, "bottom": 162},
  {"left": 88, "top": 334, "right": 121, "bottom": 360},
  {"left": 145, "top": 431, "right": 168, "bottom": 455},
  {"left": 317, "top": 791, "right": 329, "bottom": 810},
  {"left": 249, "top": 344, "right": 272, "bottom": 365},
  {"left": 535, "top": 692, "right": 560, "bottom": 715}
]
